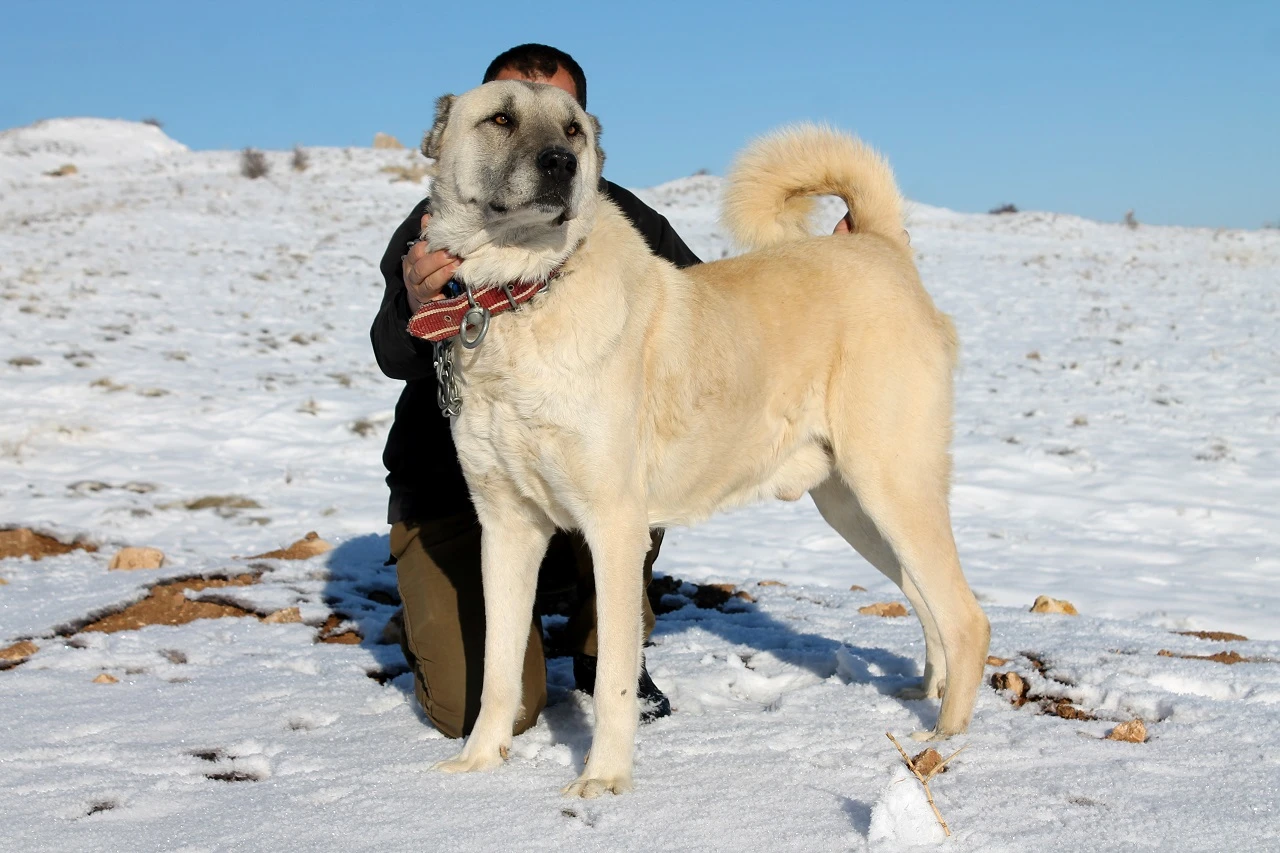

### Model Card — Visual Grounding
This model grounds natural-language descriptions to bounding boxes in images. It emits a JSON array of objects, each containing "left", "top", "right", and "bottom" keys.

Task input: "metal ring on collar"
[{"left": 460, "top": 304, "right": 490, "bottom": 349}]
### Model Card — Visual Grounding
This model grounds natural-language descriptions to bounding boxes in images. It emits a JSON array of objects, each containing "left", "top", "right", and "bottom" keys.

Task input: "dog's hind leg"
[
  {"left": 562, "top": 506, "right": 650, "bottom": 798},
  {"left": 823, "top": 348, "right": 989, "bottom": 738},
  {"left": 810, "top": 476, "right": 947, "bottom": 700},
  {"left": 434, "top": 493, "right": 554, "bottom": 774},
  {"left": 825, "top": 449, "right": 988, "bottom": 738}
]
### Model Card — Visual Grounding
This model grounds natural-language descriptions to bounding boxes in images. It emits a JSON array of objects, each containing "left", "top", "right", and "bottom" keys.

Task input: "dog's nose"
[{"left": 537, "top": 147, "right": 577, "bottom": 182}]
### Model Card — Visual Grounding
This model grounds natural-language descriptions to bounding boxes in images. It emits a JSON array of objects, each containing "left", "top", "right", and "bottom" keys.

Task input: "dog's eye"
[
  {"left": 492, "top": 113, "right": 511, "bottom": 126},
  {"left": 566, "top": 122, "right": 580, "bottom": 138}
]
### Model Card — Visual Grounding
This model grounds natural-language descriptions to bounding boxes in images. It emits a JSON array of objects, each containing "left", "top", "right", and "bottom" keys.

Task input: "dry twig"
[{"left": 886, "top": 732, "right": 967, "bottom": 837}]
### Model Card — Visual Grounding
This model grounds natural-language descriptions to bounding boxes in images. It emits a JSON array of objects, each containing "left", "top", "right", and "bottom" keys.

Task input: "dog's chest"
[{"left": 450, "top": 336, "right": 604, "bottom": 521}]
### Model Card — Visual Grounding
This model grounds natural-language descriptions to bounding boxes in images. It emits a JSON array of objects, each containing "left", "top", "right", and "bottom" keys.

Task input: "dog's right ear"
[{"left": 421, "top": 94, "right": 456, "bottom": 160}]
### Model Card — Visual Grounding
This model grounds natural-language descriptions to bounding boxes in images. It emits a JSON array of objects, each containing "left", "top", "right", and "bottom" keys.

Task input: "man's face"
[{"left": 493, "top": 64, "right": 579, "bottom": 104}]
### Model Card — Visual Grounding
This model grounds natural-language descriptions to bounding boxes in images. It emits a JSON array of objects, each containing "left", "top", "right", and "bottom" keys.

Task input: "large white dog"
[{"left": 413, "top": 80, "right": 989, "bottom": 798}]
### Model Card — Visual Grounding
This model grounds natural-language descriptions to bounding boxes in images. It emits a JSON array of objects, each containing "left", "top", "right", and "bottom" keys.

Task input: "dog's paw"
[
  {"left": 561, "top": 773, "right": 633, "bottom": 799},
  {"left": 910, "top": 728, "right": 958, "bottom": 743},
  {"left": 433, "top": 744, "right": 508, "bottom": 774}
]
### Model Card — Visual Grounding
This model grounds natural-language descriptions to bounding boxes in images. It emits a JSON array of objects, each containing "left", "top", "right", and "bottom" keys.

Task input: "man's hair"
[{"left": 482, "top": 43, "right": 587, "bottom": 109}]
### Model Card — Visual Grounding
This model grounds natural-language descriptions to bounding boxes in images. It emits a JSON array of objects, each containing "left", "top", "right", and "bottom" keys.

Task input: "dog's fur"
[{"left": 423, "top": 81, "right": 990, "bottom": 798}]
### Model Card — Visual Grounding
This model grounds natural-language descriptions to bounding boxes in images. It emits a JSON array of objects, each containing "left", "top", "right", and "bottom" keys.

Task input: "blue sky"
[{"left": 2, "top": 0, "right": 1276, "bottom": 229}]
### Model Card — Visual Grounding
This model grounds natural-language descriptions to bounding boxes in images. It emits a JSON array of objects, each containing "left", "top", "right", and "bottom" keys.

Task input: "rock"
[
  {"left": 92, "top": 673, "right": 119, "bottom": 684},
  {"left": 849, "top": 584, "right": 867, "bottom": 592},
  {"left": 0, "top": 576, "right": 8, "bottom": 585},
  {"left": 372, "top": 132, "right": 404, "bottom": 149},
  {"left": 990, "top": 671, "right": 1028, "bottom": 701},
  {"left": 756, "top": 579, "right": 786, "bottom": 587},
  {"left": 108, "top": 547, "right": 165, "bottom": 570},
  {"left": 1107, "top": 719, "right": 1147, "bottom": 743},
  {"left": 263, "top": 607, "right": 302, "bottom": 624},
  {"left": 1030, "top": 595, "right": 1078, "bottom": 615},
  {"left": 250, "top": 531, "right": 333, "bottom": 560},
  {"left": 0, "top": 640, "right": 38, "bottom": 662},
  {"left": 45, "top": 163, "right": 78, "bottom": 177},
  {"left": 858, "top": 601, "right": 908, "bottom": 618},
  {"left": 986, "top": 655, "right": 1008, "bottom": 666},
  {"left": 910, "top": 748, "right": 946, "bottom": 777},
  {"left": 0, "top": 527, "right": 97, "bottom": 560}
]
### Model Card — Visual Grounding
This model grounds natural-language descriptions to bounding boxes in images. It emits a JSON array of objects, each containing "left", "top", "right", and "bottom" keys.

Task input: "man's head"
[{"left": 482, "top": 44, "right": 586, "bottom": 109}]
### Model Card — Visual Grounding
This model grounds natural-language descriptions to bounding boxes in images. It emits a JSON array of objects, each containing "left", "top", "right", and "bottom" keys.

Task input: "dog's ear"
[
  {"left": 589, "top": 113, "right": 606, "bottom": 171},
  {"left": 421, "top": 94, "right": 456, "bottom": 160}
]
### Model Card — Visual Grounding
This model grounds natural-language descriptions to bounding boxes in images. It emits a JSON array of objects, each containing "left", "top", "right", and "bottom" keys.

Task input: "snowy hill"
[
  {"left": 0, "top": 117, "right": 188, "bottom": 180},
  {"left": 2, "top": 120, "right": 1279, "bottom": 851}
]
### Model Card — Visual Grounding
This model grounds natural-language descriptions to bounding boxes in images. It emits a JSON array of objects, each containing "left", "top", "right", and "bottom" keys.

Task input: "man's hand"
[{"left": 403, "top": 213, "right": 461, "bottom": 313}]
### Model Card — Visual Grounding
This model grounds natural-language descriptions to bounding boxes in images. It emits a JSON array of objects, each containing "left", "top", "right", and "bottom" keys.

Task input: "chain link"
[{"left": 433, "top": 341, "right": 462, "bottom": 418}]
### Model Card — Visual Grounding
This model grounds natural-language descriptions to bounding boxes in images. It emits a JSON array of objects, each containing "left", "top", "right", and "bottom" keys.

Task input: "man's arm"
[
  {"left": 602, "top": 181, "right": 702, "bottom": 268},
  {"left": 370, "top": 200, "right": 461, "bottom": 381}
]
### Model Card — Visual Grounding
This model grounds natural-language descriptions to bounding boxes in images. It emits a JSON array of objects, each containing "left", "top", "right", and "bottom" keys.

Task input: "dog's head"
[{"left": 422, "top": 81, "right": 605, "bottom": 270}]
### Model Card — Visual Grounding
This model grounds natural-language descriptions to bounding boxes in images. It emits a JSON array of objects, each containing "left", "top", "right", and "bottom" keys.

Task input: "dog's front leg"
[
  {"left": 563, "top": 510, "right": 650, "bottom": 798},
  {"left": 434, "top": 494, "right": 553, "bottom": 774}
]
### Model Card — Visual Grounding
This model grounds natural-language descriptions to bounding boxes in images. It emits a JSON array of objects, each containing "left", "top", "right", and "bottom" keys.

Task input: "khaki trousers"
[{"left": 391, "top": 514, "right": 661, "bottom": 739}]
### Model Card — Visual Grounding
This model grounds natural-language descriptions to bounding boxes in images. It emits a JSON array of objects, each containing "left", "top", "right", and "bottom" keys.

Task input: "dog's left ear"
[
  {"left": 421, "top": 94, "right": 456, "bottom": 160},
  {"left": 589, "top": 114, "right": 606, "bottom": 171}
]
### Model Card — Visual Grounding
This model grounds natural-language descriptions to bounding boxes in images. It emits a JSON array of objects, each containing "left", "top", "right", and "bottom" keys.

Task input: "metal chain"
[{"left": 433, "top": 341, "right": 462, "bottom": 418}]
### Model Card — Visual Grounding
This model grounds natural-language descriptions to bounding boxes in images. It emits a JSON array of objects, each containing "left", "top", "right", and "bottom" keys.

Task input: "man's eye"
[
  {"left": 566, "top": 123, "right": 580, "bottom": 137},
  {"left": 493, "top": 113, "right": 511, "bottom": 126}
]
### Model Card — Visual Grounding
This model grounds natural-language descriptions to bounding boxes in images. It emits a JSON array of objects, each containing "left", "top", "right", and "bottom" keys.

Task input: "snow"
[{"left": 2, "top": 119, "right": 1279, "bottom": 851}]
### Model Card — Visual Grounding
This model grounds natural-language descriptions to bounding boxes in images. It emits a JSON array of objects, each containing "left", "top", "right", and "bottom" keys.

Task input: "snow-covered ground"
[{"left": 1, "top": 119, "right": 1278, "bottom": 851}]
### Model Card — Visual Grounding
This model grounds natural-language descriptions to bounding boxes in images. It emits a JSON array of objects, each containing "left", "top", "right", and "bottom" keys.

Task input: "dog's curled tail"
[{"left": 722, "top": 123, "right": 906, "bottom": 251}]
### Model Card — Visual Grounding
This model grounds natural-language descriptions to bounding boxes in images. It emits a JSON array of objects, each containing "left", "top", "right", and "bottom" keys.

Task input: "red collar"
[{"left": 407, "top": 276, "right": 552, "bottom": 343}]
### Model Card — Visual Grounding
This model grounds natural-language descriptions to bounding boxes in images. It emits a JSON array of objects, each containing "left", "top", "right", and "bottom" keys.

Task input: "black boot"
[{"left": 573, "top": 653, "right": 672, "bottom": 723}]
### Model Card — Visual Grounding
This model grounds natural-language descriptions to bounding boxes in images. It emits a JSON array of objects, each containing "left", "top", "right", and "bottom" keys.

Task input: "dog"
[{"left": 415, "top": 80, "right": 990, "bottom": 798}]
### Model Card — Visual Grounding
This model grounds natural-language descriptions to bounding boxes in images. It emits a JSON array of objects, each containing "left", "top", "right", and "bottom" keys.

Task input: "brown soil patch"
[
  {"left": 0, "top": 640, "right": 38, "bottom": 670},
  {"left": 986, "top": 655, "right": 1009, "bottom": 667},
  {"left": 692, "top": 582, "right": 755, "bottom": 609},
  {"left": 1176, "top": 630, "right": 1248, "bottom": 642},
  {"left": 1158, "top": 649, "right": 1248, "bottom": 665},
  {"left": 647, "top": 575, "right": 686, "bottom": 615},
  {"left": 757, "top": 579, "right": 787, "bottom": 587},
  {"left": 92, "top": 673, "right": 118, "bottom": 684},
  {"left": 249, "top": 531, "right": 332, "bottom": 560},
  {"left": 859, "top": 602, "right": 909, "bottom": 618},
  {"left": 0, "top": 528, "right": 97, "bottom": 561},
  {"left": 848, "top": 584, "right": 867, "bottom": 592},
  {"left": 316, "top": 614, "right": 361, "bottom": 644},
  {"left": 81, "top": 574, "right": 259, "bottom": 633},
  {"left": 1042, "top": 697, "right": 1095, "bottom": 721}
]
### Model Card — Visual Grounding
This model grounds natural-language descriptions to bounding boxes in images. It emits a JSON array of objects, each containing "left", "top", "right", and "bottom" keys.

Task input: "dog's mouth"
[{"left": 483, "top": 195, "right": 570, "bottom": 224}]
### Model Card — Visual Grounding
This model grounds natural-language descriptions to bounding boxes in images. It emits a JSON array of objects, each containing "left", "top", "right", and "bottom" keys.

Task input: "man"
[{"left": 370, "top": 44, "right": 699, "bottom": 740}]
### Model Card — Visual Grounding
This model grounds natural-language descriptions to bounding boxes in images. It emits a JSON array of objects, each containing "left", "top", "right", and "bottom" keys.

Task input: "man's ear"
[
  {"left": 421, "top": 94, "right": 456, "bottom": 160},
  {"left": 589, "top": 114, "right": 606, "bottom": 171}
]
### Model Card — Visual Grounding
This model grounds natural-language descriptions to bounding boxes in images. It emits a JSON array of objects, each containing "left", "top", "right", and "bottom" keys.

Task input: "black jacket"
[{"left": 371, "top": 180, "right": 702, "bottom": 524}]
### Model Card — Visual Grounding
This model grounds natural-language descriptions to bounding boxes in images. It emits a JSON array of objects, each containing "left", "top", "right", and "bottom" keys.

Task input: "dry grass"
[
  {"left": 240, "top": 148, "right": 269, "bottom": 179},
  {"left": 886, "top": 732, "right": 968, "bottom": 837}
]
